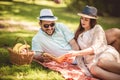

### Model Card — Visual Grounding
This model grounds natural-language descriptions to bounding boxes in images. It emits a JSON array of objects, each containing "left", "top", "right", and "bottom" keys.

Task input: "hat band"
[
  {"left": 82, "top": 12, "right": 97, "bottom": 17},
  {"left": 40, "top": 16, "right": 54, "bottom": 19},
  {"left": 88, "top": 14, "right": 97, "bottom": 17}
]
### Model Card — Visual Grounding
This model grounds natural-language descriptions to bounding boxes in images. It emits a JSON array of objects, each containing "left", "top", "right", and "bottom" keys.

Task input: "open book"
[{"left": 42, "top": 53, "right": 75, "bottom": 63}]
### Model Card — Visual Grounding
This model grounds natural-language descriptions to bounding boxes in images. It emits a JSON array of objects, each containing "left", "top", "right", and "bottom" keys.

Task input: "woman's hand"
[
  {"left": 56, "top": 50, "right": 83, "bottom": 63},
  {"left": 56, "top": 51, "right": 78, "bottom": 63}
]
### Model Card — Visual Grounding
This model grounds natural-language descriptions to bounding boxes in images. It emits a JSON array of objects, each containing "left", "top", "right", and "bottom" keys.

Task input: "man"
[{"left": 32, "top": 9, "right": 79, "bottom": 62}]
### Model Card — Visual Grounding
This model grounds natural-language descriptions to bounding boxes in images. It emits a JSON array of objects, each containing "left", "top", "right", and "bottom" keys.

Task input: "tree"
[{"left": 65, "top": 0, "right": 120, "bottom": 17}]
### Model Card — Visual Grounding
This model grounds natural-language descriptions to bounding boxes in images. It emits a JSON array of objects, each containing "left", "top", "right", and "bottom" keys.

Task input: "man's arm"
[
  {"left": 33, "top": 52, "right": 60, "bottom": 63},
  {"left": 69, "top": 39, "right": 79, "bottom": 50},
  {"left": 33, "top": 51, "right": 44, "bottom": 61}
]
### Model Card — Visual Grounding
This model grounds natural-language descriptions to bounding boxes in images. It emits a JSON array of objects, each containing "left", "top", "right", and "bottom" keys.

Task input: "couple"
[{"left": 32, "top": 6, "right": 120, "bottom": 80}]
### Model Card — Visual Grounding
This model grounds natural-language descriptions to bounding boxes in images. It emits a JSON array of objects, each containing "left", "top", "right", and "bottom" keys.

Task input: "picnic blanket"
[{"left": 33, "top": 59, "right": 98, "bottom": 80}]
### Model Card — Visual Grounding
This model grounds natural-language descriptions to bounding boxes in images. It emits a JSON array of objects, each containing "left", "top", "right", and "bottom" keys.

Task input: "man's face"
[{"left": 40, "top": 20, "right": 55, "bottom": 35}]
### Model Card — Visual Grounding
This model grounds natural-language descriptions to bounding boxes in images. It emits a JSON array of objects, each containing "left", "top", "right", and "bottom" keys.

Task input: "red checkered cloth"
[{"left": 33, "top": 59, "right": 98, "bottom": 80}]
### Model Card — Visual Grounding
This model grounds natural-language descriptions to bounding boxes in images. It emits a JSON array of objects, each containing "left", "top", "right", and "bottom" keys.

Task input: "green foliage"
[
  {"left": 64, "top": 0, "right": 86, "bottom": 13},
  {"left": 65, "top": 0, "right": 120, "bottom": 17},
  {"left": 96, "top": 0, "right": 120, "bottom": 17}
]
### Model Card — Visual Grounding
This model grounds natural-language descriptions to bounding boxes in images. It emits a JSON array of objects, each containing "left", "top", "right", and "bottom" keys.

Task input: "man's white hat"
[{"left": 37, "top": 9, "right": 58, "bottom": 21}]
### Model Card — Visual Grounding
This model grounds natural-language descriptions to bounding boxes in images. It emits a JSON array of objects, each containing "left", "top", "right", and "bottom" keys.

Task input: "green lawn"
[{"left": 0, "top": 0, "right": 120, "bottom": 80}]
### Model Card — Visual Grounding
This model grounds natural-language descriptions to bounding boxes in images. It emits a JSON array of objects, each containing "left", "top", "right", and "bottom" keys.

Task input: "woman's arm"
[{"left": 69, "top": 47, "right": 94, "bottom": 57}]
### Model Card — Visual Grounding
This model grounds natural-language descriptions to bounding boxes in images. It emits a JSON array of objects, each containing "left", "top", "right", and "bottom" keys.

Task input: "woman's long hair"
[{"left": 74, "top": 18, "right": 97, "bottom": 41}]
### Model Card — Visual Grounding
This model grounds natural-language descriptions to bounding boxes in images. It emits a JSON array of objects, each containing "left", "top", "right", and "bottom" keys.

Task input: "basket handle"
[{"left": 15, "top": 37, "right": 29, "bottom": 55}]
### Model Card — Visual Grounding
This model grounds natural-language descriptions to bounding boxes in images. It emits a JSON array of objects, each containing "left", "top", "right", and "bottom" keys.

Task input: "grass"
[{"left": 0, "top": 0, "right": 120, "bottom": 80}]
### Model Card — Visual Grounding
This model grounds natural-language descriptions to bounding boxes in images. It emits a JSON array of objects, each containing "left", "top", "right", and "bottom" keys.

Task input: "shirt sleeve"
[
  {"left": 58, "top": 23, "right": 74, "bottom": 42},
  {"left": 91, "top": 25, "right": 108, "bottom": 54},
  {"left": 32, "top": 37, "right": 43, "bottom": 55}
]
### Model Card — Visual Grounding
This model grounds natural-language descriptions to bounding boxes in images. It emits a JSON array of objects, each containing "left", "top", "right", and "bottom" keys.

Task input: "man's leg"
[
  {"left": 105, "top": 28, "right": 120, "bottom": 53},
  {"left": 90, "top": 65, "right": 120, "bottom": 80}
]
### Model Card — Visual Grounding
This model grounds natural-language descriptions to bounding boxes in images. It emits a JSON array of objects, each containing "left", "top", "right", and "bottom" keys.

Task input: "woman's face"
[{"left": 81, "top": 16, "right": 91, "bottom": 31}]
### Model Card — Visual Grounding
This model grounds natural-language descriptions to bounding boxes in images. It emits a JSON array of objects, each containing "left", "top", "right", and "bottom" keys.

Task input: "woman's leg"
[
  {"left": 97, "top": 59, "right": 120, "bottom": 74},
  {"left": 90, "top": 52, "right": 120, "bottom": 80},
  {"left": 90, "top": 65, "right": 120, "bottom": 80}
]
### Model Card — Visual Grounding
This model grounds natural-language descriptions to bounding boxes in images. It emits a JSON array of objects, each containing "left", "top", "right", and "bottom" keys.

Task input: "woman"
[{"left": 62, "top": 6, "right": 120, "bottom": 80}]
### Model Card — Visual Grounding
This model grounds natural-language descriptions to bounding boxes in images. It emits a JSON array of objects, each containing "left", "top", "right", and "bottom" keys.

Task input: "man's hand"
[{"left": 33, "top": 53, "right": 53, "bottom": 63}]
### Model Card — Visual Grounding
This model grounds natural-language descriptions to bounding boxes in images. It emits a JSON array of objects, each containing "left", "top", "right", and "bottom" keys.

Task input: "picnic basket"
[{"left": 7, "top": 37, "right": 34, "bottom": 65}]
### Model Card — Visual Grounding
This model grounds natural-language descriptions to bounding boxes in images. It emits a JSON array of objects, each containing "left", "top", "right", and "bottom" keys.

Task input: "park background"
[{"left": 0, "top": 0, "right": 120, "bottom": 80}]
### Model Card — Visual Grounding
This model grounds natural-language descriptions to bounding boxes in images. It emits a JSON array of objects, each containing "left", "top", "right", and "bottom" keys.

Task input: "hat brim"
[
  {"left": 37, "top": 17, "right": 58, "bottom": 21},
  {"left": 77, "top": 13, "right": 98, "bottom": 19}
]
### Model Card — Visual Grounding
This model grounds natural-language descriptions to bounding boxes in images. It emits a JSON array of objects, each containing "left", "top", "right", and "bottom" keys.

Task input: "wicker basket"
[{"left": 7, "top": 37, "right": 34, "bottom": 65}]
